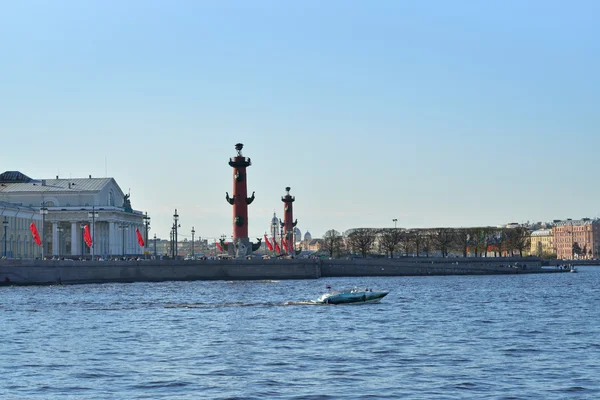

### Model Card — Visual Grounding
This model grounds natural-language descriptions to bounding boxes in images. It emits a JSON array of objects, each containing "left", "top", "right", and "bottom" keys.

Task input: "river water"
[{"left": 1, "top": 267, "right": 599, "bottom": 399}]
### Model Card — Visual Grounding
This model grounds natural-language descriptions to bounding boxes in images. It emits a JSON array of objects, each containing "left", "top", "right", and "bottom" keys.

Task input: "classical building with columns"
[
  {"left": 0, "top": 171, "right": 147, "bottom": 259},
  {"left": 0, "top": 200, "right": 43, "bottom": 258}
]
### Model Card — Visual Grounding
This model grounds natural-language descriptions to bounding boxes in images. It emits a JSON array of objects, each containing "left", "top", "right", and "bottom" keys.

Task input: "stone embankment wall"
[
  {"left": 0, "top": 259, "right": 321, "bottom": 285},
  {"left": 0, "top": 257, "right": 559, "bottom": 285},
  {"left": 322, "top": 257, "right": 543, "bottom": 277}
]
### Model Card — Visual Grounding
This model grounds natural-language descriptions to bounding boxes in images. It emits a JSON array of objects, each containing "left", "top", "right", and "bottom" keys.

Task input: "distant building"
[
  {"left": 529, "top": 229, "right": 554, "bottom": 257},
  {"left": 0, "top": 171, "right": 146, "bottom": 258},
  {"left": 552, "top": 219, "right": 600, "bottom": 259},
  {"left": 303, "top": 231, "right": 312, "bottom": 248},
  {"left": 269, "top": 212, "right": 280, "bottom": 241},
  {"left": 0, "top": 201, "right": 43, "bottom": 258},
  {"left": 307, "top": 238, "right": 323, "bottom": 251},
  {"left": 294, "top": 227, "right": 302, "bottom": 246}
]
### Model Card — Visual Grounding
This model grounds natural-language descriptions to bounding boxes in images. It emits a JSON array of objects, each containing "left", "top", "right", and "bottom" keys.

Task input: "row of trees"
[{"left": 319, "top": 227, "right": 532, "bottom": 259}]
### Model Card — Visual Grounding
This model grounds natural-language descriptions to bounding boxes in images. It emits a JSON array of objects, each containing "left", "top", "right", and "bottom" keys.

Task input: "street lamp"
[
  {"left": 393, "top": 218, "right": 397, "bottom": 229},
  {"left": 119, "top": 224, "right": 128, "bottom": 258},
  {"left": 2, "top": 217, "right": 8, "bottom": 258},
  {"left": 173, "top": 209, "right": 179, "bottom": 258},
  {"left": 170, "top": 224, "right": 175, "bottom": 258},
  {"left": 191, "top": 226, "right": 195, "bottom": 260},
  {"left": 88, "top": 206, "right": 99, "bottom": 260},
  {"left": 40, "top": 204, "right": 48, "bottom": 259},
  {"left": 57, "top": 226, "right": 64, "bottom": 258},
  {"left": 80, "top": 223, "right": 86, "bottom": 259},
  {"left": 143, "top": 212, "right": 151, "bottom": 258},
  {"left": 153, "top": 233, "right": 157, "bottom": 257}
]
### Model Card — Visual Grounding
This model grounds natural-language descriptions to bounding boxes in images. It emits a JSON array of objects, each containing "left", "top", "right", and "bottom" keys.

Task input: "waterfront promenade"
[{"left": 0, "top": 256, "right": 568, "bottom": 286}]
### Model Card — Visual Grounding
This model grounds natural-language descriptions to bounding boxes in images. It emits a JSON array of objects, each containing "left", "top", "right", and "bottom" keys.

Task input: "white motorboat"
[{"left": 317, "top": 287, "right": 389, "bottom": 305}]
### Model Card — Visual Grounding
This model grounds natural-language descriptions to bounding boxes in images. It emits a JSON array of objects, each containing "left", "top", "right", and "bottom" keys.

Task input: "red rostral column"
[
  {"left": 226, "top": 143, "right": 255, "bottom": 256},
  {"left": 281, "top": 186, "right": 297, "bottom": 254}
]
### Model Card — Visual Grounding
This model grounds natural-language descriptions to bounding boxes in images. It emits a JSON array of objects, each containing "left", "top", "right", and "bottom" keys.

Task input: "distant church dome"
[
  {"left": 271, "top": 212, "right": 279, "bottom": 225},
  {"left": 295, "top": 227, "right": 301, "bottom": 240},
  {"left": 304, "top": 231, "right": 312, "bottom": 241}
]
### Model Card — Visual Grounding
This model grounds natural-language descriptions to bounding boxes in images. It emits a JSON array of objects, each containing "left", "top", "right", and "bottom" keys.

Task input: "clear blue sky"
[{"left": 1, "top": 0, "right": 599, "bottom": 242}]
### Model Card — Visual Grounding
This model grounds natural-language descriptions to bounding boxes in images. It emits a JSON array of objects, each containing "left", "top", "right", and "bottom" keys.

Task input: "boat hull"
[{"left": 318, "top": 290, "right": 389, "bottom": 305}]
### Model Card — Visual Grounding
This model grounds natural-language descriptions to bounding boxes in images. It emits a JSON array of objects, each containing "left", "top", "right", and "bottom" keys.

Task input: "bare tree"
[
  {"left": 412, "top": 229, "right": 425, "bottom": 257},
  {"left": 432, "top": 228, "right": 455, "bottom": 257},
  {"left": 453, "top": 228, "right": 470, "bottom": 257},
  {"left": 421, "top": 229, "right": 433, "bottom": 257},
  {"left": 398, "top": 230, "right": 414, "bottom": 256},
  {"left": 379, "top": 228, "right": 403, "bottom": 258},
  {"left": 321, "top": 229, "right": 343, "bottom": 258},
  {"left": 511, "top": 227, "right": 531, "bottom": 257},
  {"left": 346, "top": 228, "right": 378, "bottom": 258},
  {"left": 471, "top": 228, "right": 490, "bottom": 257},
  {"left": 496, "top": 229, "right": 511, "bottom": 257}
]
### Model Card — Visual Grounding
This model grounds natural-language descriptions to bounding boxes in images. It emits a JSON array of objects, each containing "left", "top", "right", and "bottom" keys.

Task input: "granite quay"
[{"left": 0, "top": 257, "right": 568, "bottom": 286}]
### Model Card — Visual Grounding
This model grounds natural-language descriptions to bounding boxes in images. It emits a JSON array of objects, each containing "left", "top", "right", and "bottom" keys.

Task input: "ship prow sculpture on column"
[{"left": 225, "top": 143, "right": 261, "bottom": 258}]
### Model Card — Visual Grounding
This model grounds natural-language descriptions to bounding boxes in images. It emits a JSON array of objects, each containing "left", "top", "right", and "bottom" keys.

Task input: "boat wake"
[{"left": 164, "top": 300, "right": 322, "bottom": 308}]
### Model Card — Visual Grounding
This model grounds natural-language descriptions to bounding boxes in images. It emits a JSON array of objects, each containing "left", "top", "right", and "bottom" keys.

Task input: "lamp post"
[
  {"left": 57, "top": 226, "right": 64, "bottom": 258},
  {"left": 170, "top": 224, "right": 175, "bottom": 258},
  {"left": 40, "top": 204, "right": 48, "bottom": 259},
  {"left": 173, "top": 209, "right": 179, "bottom": 259},
  {"left": 80, "top": 223, "right": 86, "bottom": 259},
  {"left": 143, "top": 212, "right": 151, "bottom": 258},
  {"left": 570, "top": 221, "right": 575, "bottom": 259},
  {"left": 88, "top": 206, "right": 98, "bottom": 260},
  {"left": 191, "top": 226, "right": 195, "bottom": 260},
  {"left": 2, "top": 217, "right": 8, "bottom": 258},
  {"left": 119, "top": 224, "right": 128, "bottom": 258},
  {"left": 153, "top": 233, "right": 157, "bottom": 257},
  {"left": 393, "top": 218, "right": 397, "bottom": 229}
]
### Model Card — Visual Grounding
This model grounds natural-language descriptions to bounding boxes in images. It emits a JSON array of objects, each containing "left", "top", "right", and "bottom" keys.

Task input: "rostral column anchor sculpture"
[
  {"left": 281, "top": 186, "right": 298, "bottom": 256},
  {"left": 225, "top": 143, "right": 260, "bottom": 258}
]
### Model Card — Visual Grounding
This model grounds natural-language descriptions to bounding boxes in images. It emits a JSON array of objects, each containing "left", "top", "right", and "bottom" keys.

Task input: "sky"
[{"left": 1, "top": 0, "right": 599, "bottom": 242}]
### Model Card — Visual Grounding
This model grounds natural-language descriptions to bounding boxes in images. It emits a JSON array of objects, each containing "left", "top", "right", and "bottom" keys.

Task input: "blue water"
[{"left": 1, "top": 268, "right": 599, "bottom": 399}]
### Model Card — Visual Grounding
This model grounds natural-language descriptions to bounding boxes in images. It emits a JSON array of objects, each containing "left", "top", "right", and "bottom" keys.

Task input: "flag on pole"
[
  {"left": 264, "top": 234, "right": 273, "bottom": 251},
  {"left": 83, "top": 225, "right": 93, "bottom": 248},
  {"left": 135, "top": 227, "right": 145, "bottom": 247},
  {"left": 29, "top": 222, "right": 42, "bottom": 246},
  {"left": 282, "top": 238, "right": 289, "bottom": 252},
  {"left": 274, "top": 241, "right": 281, "bottom": 254},
  {"left": 216, "top": 242, "right": 223, "bottom": 252}
]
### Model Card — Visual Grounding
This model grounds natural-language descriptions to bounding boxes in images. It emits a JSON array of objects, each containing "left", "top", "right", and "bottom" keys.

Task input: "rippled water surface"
[{"left": 2, "top": 268, "right": 600, "bottom": 399}]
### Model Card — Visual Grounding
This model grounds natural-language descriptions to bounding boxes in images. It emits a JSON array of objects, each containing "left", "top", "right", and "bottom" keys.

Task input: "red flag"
[
  {"left": 83, "top": 225, "right": 93, "bottom": 248},
  {"left": 30, "top": 222, "right": 42, "bottom": 246},
  {"left": 264, "top": 234, "right": 273, "bottom": 251},
  {"left": 216, "top": 242, "right": 223, "bottom": 252},
  {"left": 135, "top": 227, "right": 145, "bottom": 247},
  {"left": 274, "top": 241, "right": 281, "bottom": 254},
  {"left": 282, "top": 238, "right": 289, "bottom": 252}
]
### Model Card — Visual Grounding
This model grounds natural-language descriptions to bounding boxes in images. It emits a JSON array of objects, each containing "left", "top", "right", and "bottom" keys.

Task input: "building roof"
[
  {"left": 531, "top": 229, "right": 552, "bottom": 237},
  {"left": 0, "top": 177, "right": 114, "bottom": 193},
  {"left": 0, "top": 200, "right": 37, "bottom": 212},
  {"left": 553, "top": 218, "right": 599, "bottom": 227},
  {"left": 0, "top": 171, "right": 33, "bottom": 183}
]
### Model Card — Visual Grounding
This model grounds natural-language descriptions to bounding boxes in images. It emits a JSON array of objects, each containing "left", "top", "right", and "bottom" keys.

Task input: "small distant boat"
[
  {"left": 570, "top": 265, "right": 578, "bottom": 273},
  {"left": 317, "top": 287, "right": 389, "bottom": 305}
]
